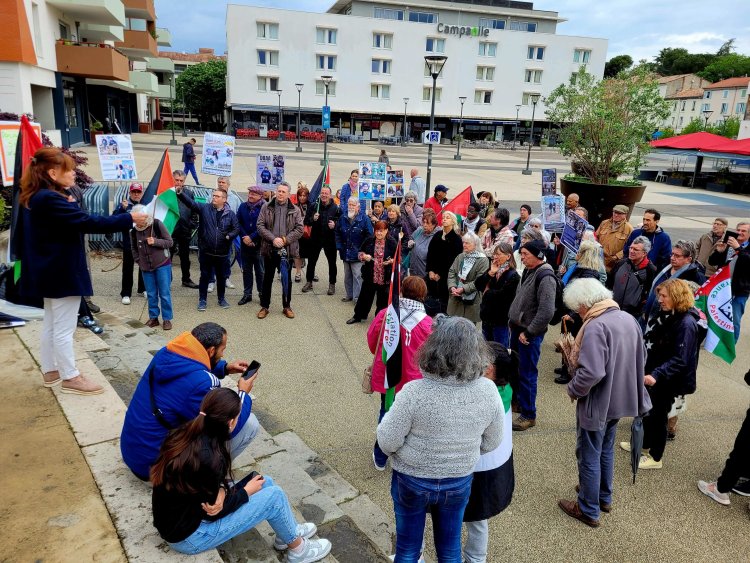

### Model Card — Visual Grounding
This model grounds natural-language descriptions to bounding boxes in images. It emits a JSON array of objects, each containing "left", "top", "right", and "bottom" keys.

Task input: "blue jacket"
[
  {"left": 120, "top": 331, "right": 252, "bottom": 480},
  {"left": 623, "top": 227, "right": 672, "bottom": 271},
  {"left": 336, "top": 213, "right": 373, "bottom": 262},
  {"left": 338, "top": 181, "right": 367, "bottom": 216},
  {"left": 182, "top": 142, "right": 195, "bottom": 163},
  {"left": 236, "top": 200, "right": 265, "bottom": 245},
  {"left": 19, "top": 188, "right": 133, "bottom": 299},
  {"left": 178, "top": 193, "right": 240, "bottom": 256}
]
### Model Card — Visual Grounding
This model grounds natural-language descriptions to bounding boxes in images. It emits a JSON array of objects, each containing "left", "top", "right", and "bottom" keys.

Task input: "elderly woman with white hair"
[
  {"left": 557, "top": 278, "right": 651, "bottom": 528},
  {"left": 447, "top": 231, "right": 490, "bottom": 323},
  {"left": 130, "top": 204, "right": 175, "bottom": 330},
  {"left": 377, "top": 315, "right": 503, "bottom": 561}
]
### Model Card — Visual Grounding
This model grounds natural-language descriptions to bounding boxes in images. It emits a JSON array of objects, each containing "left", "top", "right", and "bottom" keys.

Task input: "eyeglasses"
[{"left": 671, "top": 252, "right": 688, "bottom": 258}]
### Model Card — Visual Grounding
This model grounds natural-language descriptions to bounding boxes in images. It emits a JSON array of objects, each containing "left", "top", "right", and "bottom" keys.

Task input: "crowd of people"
[{"left": 15, "top": 146, "right": 750, "bottom": 562}]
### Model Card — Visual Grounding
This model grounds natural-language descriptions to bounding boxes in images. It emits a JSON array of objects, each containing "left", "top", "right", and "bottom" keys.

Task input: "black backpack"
[{"left": 534, "top": 266, "right": 566, "bottom": 325}]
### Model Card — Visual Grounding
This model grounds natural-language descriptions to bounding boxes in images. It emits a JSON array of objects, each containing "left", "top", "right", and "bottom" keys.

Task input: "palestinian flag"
[
  {"left": 381, "top": 238, "right": 403, "bottom": 411},
  {"left": 308, "top": 160, "right": 331, "bottom": 206},
  {"left": 9, "top": 115, "right": 43, "bottom": 282},
  {"left": 141, "top": 149, "right": 180, "bottom": 234},
  {"left": 443, "top": 185, "right": 476, "bottom": 226},
  {"left": 695, "top": 266, "right": 735, "bottom": 364}
]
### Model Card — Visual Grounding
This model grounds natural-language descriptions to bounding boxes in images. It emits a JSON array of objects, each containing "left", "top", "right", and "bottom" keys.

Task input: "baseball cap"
[
  {"left": 129, "top": 183, "right": 143, "bottom": 192},
  {"left": 612, "top": 204, "right": 628, "bottom": 214},
  {"left": 434, "top": 185, "right": 449, "bottom": 194}
]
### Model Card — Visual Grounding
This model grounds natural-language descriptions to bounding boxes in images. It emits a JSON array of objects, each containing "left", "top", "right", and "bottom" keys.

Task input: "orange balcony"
[
  {"left": 115, "top": 29, "right": 157, "bottom": 59},
  {"left": 122, "top": 0, "right": 155, "bottom": 20},
  {"left": 55, "top": 42, "right": 129, "bottom": 81}
]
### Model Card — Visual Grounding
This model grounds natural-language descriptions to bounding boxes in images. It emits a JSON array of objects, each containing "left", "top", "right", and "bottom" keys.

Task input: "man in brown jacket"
[
  {"left": 596, "top": 205, "right": 633, "bottom": 272},
  {"left": 256, "top": 182, "right": 303, "bottom": 319},
  {"left": 696, "top": 218, "right": 727, "bottom": 277}
]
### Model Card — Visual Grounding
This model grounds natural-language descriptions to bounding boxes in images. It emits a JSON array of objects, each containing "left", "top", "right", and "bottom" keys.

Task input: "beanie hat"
[{"left": 522, "top": 239, "right": 547, "bottom": 260}]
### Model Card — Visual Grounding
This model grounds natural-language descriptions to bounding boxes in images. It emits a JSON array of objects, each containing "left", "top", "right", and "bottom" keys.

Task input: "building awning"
[
  {"left": 650, "top": 131, "right": 750, "bottom": 156},
  {"left": 449, "top": 118, "right": 519, "bottom": 125},
  {"left": 230, "top": 103, "right": 322, "bottom": 113}
]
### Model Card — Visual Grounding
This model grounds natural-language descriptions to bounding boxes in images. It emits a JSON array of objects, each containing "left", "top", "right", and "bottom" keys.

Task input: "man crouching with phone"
[{"left": 121, "top": 322, "right": 260, "bottom": 480}]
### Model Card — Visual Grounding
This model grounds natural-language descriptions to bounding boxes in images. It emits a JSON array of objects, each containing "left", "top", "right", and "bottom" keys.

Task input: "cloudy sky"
[{"left": 155, "top": 0, "right": 750, "bottom": 62}]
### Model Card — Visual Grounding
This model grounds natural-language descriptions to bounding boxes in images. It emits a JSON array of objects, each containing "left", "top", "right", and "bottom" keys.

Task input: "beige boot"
[{"left": 61, "top": 375, "right": 104, "bottom": 395}]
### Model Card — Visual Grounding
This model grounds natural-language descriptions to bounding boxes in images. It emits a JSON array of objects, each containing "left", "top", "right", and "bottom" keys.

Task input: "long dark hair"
[
  {"left": 486, "top": 341, "right": 519, "bottom": 387},
  {"left": 20, "top": 147, "right": 76, "bottom": 208},
  {"left": 150, "top": 388, "right": 240, "bottom": 492}
]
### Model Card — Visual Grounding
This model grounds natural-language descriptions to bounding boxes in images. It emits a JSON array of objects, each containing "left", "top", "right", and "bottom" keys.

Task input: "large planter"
[
  {"left": 559, "top": 177, "right": 646, "bottom": 227},
  {"left": 664, "top": 176, "right": 687, "bottom": 187}
]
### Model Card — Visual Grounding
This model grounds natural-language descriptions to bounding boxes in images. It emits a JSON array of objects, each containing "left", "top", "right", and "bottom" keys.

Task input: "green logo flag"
[{"left": 695, "top": 266, "right": 736, "bottom": 364}]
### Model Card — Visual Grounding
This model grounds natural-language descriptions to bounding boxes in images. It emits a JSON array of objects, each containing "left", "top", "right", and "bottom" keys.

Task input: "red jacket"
[{"left": 424, "top": 196, "right": 447, "bottom": 224}]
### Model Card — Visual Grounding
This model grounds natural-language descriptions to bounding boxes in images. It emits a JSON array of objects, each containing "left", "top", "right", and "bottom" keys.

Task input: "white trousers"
[
  {"left": 40, "top": 296, "right": 81, "bottom": 380},
  {"left": 463, "top": 519, "right": 489, "bottom": 563}
]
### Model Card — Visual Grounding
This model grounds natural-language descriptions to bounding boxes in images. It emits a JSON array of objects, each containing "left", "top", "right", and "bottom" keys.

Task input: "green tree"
[
  {"left": 654, "top": 47, "right": 716, "bottom": 76},
  {"left": 604, "top": 54, "right": 633, "bottom": 78},
  {"left": 545, "top": 66, "right": 671, "bottom": 184},
  {"left": 698, "top": 53, "right": 750, "bottom": 82},
  {"left": 680, "top": 116, "right": 707, "bottom": 135},
  {"left": 679, "top": 116, "right": 740, "bottom": 139},
  {"left": 175, "top": 60, "right": 227, "bottom": 131},
  {"left": 716, "top": 38, "right": 736, "bottom": 57}
]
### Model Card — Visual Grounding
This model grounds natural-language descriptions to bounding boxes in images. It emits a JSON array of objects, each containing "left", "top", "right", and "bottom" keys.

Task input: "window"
[
  {"left": 573, "top": 49, "right": 591, "bottom": 64},
  {"left": 426, "top": 38, "right": 445, "bottom": 53},
  {"left": 692, "top": 100, "right": 697, "bottom": 111},
  {"left": 704, "top": 91, "right": 712, "bottom": 99},
  {"left": 59, "top": 20, "right": 70, "bottom": 40},
  {"left": 479, "top": 18, "right": 505, "bottom": 29},
  {"left": 741, "top": 88, "right": 747, "bottom": 98},
  {"left": 527, "top": 46, "right": 545, "bottom": 60},
  {"left": 422, "top": 87, "right": 442, "bottom": 101},
  {"left": 510, "top": 21, "right": 537, "bottom": 32},
  {"left": 316, "top": 28, "right": 337, "bottom": 45},
  {"left": 673, "top": 102, "right": 677, "bottom": 110},
  {"left": 737, "top": 102, "right": 747, "bottom": 114},
  {"left": 478, "top": 42, "right": 497, "bottom": 57},
  {"left": 679, "top": 116, "right": 684, "bottom": 126},
  {"left": 371, "top": 59, "right": 392, "bottom": 74},
  {"left": 474, "top": 90, "right": 493, "bottom": 104},
  {"left": 315, "top": 80, "right": 336, "bottom": 96},
  {"left": 409, "top": 11, "right": 437, "bottom": 23},
  {"left": 723, "top": 90, "right": 729, "bottom": 98},
  {"left": 681, "top": 101, "right": 686, "bottom": 111},
  {"left": 371, "top": 84, "right": 390, "bottom": 99},
  {"left": 476, "top": 66, "right": 495, "bottom": 81},
  {"left": 316, "top": 55, "right": 337, "bottom": 71},
  {"left": 701, "top": 102, "right": 710, "bottom": 111},
  {"left": 373, "top": 33, "right": 393, "bottom": 49},
  {"left": 125, "top": 18, "right": 147, "bottom": 31},
  {"left": 571, "top": 72, "right": 578, "bottom": 84},
  {"left": 257, "top": 50, "right": 279, "bottom": 66},
  {"left": 522, "top": 92, "right": 540, "bottom": 105},
  {"left": 524, "top": 69, "right": 542, "bottom": 84},
  {"left": 257, "top": 22, "right": 278, "bottom": 39},
  {"left": 257, "top": 76, "right": 279, "bottom": 92},
  {"left": 63, "top": 83, "right": 78, "bottom": 127},
  {"left": 720, "top": 102, "right": 728, "bottom": 114},
  {"left": 374, "top": 8, "right": 403, "bottom": 20},
  {"left": 32, "top": 4, "right": 43, "bottom": 57}
]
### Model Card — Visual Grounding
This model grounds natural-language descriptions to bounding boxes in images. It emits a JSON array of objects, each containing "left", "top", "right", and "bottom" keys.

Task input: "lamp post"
[
  {"left": 402, "top": 97, "right": 409, "bottom": 147},
  {"left": 512, "top": 104, "right": 521, "bottom": 150},
  {"left": 702, "top": 109, "right": 713, "bottom": 128},
  {"left": 424, "top": 54, "right": 448, "bottom": 200},
  {"left": 295, "top": 83, "right": 303, "bottom": 152},
  {"left": 321, "top": 75, "right": 332, "bottom": 165},
  {"left": 454, "top": 96, "right": 466, "bottom": 161},
  {"left": 168, "top": 72, "right": 177, "bottom": 145},
  {"left": 521, "top": 93, "right": 540, "bottom": 175},
  {"left": 276, "top": 89, "right": 283, "bottom": 140},
  {"left": 181, "top": 89, "right": 187, "bottom": 137}
]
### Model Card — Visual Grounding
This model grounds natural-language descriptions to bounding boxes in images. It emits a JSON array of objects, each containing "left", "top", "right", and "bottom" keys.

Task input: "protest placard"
[
  {"left": 95, "top": 134, "right": 137, "bottom": 181},
  {"left": 256, "top": 153, "right": 285, "bottom": 188},
  {"left": 541, "top": 168, "right": 557, "bottom": 196},
  {"left": 0, "top": 121, "right": 42, "bottom": 186},
  {"left": 387, "top": 170, "right": 405, "bottom": 198},
  {"left": 201, "top": 133, "right": 235, "bottom": 176},
  {"left": 541, "top": 194, "right": 565, "bottom": 232},
  {"left": 561, "top": 209, "right": 589, "bottom": 254}
]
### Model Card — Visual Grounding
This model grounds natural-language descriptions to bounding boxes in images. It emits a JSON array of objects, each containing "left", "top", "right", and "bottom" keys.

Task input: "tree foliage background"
[{"left": 175, "top": 60, "right": 227, "bottom": 132}]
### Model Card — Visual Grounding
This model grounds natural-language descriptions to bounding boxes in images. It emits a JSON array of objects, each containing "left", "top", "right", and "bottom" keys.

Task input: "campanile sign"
[{"left": 436, "top": 23, "right": 490, "bottom": 38}]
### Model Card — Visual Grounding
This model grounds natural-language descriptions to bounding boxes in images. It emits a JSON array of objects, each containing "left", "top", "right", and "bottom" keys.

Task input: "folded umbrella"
[{"left": 630, "top": 416, "right": 645, "bottom": 484}]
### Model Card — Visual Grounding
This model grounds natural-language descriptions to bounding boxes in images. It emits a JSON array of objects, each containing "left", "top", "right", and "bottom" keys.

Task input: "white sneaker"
[
  {"left": 225, "top": 278, "right": 235, "bottom": 289},
  {"left": 619, "top": 441, "right": 631, "bottom": 452},
  {"left": 286, "top": 538, "right": 331, "bottom": 563},
  {"left": 141, "top": 291, "right": 147, "bottom": 298},
  {"left": 121, "top": 296, "right": 131, "bottom": 305},
  {"left": 208, "top": 283, "right": 215, "bottom": 293},
  {"left": 274, "top": 522, "right": 317, "bottom": 550},
  {"left": 698, "top": 480, "right": 730, "bottom": 506}
]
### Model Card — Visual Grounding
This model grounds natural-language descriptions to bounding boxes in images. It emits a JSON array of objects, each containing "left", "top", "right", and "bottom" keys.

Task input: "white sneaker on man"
[
  {"left": 225, "top": 278, "right": 235, "bottom": 289},
  {"left": 121, "top": 296, "right": 131, "bottom": 305},
  {"left": 273, "top": 522, "right": 317, "bottom": 550},
  {"left": 286, "top": 538, "right": 331, "bottom": 563},
  {"left": 697, "top": 480, "right": 731, "bottom": 506},
  {"left": 208, "top": 283, "right": 215, "bottom": 293}
]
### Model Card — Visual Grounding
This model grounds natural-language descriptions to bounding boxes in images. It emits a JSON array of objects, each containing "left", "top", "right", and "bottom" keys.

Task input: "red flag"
[{"left": 443, "top": 185, "right": 475, "bottom": 219}]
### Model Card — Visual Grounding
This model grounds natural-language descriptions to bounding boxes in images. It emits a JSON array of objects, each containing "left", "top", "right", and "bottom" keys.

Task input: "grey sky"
[{"left": 155, "top": 0, "right": 750, "bottom": 63}]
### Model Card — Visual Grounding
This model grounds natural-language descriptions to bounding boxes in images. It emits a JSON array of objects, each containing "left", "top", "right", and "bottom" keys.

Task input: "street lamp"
[
  {"left": 181, "top": 89, "right": 187, "bottom": 137},
  {"left": 168, "top": 72, "right": 177, "bottom": 145},
  {"left": 702, "top": 109, "right": 713, "bottom": 128},
  {"left": 521, "top": 93, "right": 541, "bottom": 175},
  {"left": 276, "top": 89, "right": 283, "bottom": 140},
  {"left": 454, "top": 96, "right": 466, "bottom": 161},
  {"left": 402, "top": 97, "right": 409, "bottom": 147},
  {"left": 424, "top": 54, "right": 448, "bottom": 199},
  {"left": 320, "top": 75, "right": 332, "bottom": 165},
  {"left": 512, "top": 104, "right": 521, "bottom": 150},
  {"left": 295, "top": 83, "right": 303, "bottom": 153}
]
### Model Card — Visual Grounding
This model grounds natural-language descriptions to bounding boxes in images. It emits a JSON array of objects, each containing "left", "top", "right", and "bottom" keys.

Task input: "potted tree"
[
  {"left": 89, "top": 120, "right": 103, "bottom": 146},
  {"left": 545, "top": 66, "right": 670, "bottom": 226}
]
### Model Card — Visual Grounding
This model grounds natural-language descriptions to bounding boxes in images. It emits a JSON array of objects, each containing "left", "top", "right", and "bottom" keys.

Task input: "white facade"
[{"left": 226, "top": 3, "right": 607, "bottom": 125}]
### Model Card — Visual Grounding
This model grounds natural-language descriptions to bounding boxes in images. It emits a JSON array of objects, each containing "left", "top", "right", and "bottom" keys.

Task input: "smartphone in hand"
[
  {"left": 242, "top": 360, "right": 261, "bottom": 380},
  {"left": 723, "top": 230, "right": 739, "bottom": 244}
]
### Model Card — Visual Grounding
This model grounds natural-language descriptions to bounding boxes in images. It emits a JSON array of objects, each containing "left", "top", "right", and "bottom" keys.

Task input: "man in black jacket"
[
  {"left": 302, "top": 186, "right": 341, "bottom": 296},
  {"left": 607, "top": 236, "right": 657, "bottom": 320},
  {"left": 709, "top": 221, "right": 750, "bottom": 341},
  {"left": 182, "top": 138, "right": 200, "bottom": 184},
  {"left": 177, "top": 188, "right": 240, "bottom": 311},
  {"left": 171, "top": 170, "right": 199, "bottom": 288}
]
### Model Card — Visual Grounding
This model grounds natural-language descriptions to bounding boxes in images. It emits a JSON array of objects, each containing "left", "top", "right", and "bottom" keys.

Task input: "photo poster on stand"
[
  {"left": 561, "top": 209, "right": 589, "bottom": 254},
  {"left": 358, "top": 161, "right": 386, "bottom": 200},
  {"left": 541, "top": 193, "right": 565, "bottom": 233},
  {"left": 541, "top": 168, "right": 557, "bottom": 196},
  {"left": 256, "top": 153, "right": 285, "bottom": 188},
  {"left": 387, "top": 169, "right": 405, "bottom": 198},
  {"left": 95, "top": 134, "right": 138, "bottom": 181},
  {"left": 0, "top": 121, "right": 43, "bottom": 186},
  {"left": 201, "top": 133, "right": 235, "bottom": 176}
]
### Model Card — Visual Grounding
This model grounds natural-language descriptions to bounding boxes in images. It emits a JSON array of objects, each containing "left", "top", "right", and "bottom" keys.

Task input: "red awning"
[{"left": 650, "top": 132, "right": 750, "bottom": 156}]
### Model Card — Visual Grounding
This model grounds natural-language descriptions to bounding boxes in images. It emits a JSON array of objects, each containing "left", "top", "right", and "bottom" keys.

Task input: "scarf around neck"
[
  {"left": 460, "top": 250, "right": 484, "bottom": 279},
  {"left": 569, "top": 299, "right": 620, "bottom": 369}
]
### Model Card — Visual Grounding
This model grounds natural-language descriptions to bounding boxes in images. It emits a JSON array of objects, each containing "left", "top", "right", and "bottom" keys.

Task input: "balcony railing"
[{"left": 55, "top": 41, "right": 129, "bottom": 81}]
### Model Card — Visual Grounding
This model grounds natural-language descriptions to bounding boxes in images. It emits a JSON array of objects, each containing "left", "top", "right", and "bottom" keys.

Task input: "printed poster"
[
  {"left": 358, "top": 161, "right": 386, "bottom": 200},
  {"left": 0, "top": 120, "right": 43, "bottom": 186},
  {"left": 387, "top": 170, "right": 405, "bottom": 198},
  {"left": 541, "top": 194, "right": 565, "bottom": 233},
  {"left": 561, "top": 209, "right": 589, "bottom": 254},
  {"left": 201, "top": 133, "right": 235, "bottom": 176},
  {"left": 541, "top": 168, "right": 557, "bottom": 196},
  {"left": 96, "top": 134, "right": 137, "bottom": 181},
  {"left": 256, "top": 153, "right": 285, "bottom": 188}
]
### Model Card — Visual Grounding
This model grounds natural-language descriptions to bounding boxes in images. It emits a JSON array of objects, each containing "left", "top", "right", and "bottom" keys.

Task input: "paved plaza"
[{"left": 2, "top": 132, "right": 750, "bottom": 562}]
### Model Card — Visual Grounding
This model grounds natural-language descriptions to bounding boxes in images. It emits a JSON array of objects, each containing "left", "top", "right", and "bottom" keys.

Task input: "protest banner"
[
  {"left": 256, "top": 153, "right": 285, "bottom": 188},
  {"left": 359, "top": 161, "right": 386, "bottom": 200},
  {"left": 387, "top": 170, "right": 405, "bottom": 198},
  {"left": 95, "top": 134, "right": 137, "bottom": 181},
  {"left": 541, "top": 168, "right": 557, "bottom": 196},
  {"left": 201, "top": 133, "right": 235, "bottom": 176},
  {"left": 541, "top": 193, "right": 565, "bottom": 232},
  {"left": 561, "top": 209, "right": 589, "bottom": 254},
  {"left": 0, "top": 121, "right": 42, "bottom": 186}
]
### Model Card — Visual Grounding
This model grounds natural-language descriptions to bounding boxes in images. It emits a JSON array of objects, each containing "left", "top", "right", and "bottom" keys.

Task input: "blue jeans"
[
  {"left": 733, "top": 295, "right": 748, "bottom": 342},
  {"left": 576, "top": 419, "right": 618, "bottom": 521},
  {"left": 168, "top": 476, "right": 298, "bottom": 554},
  {"left": 391, "top": 470, "right": 473, "bottom": 563},
  {"left": 141, "top": 264, "right": 173, "bottom": 321},
  {"left": 183, "top": 161, "right": 199, "bottom": 184},
  {"left": 230, "top": 413, "right": 260, "bottom": 458},
  {"left": 373, "top": 394, "right": 388, "bottom": 467},
  {"left": 482, "top": 323, "right": 510, "bottom": 347},
  {"left": 510, "top": 327, "right": 543, "bottom": 420}
]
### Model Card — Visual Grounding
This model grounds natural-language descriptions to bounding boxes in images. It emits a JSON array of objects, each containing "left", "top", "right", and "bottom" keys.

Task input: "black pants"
[
  {"left": 121, "top": 247, "right": 145, "bottom": 298},
  {"left": 172, "top": 232, "right": 193, "bottom": 283},
  {"left": 240, "top": 244, "right": 264, "bottom": 298},
  {"left": 354, "top": 278, "right": 389, "bottom": 320},
  {"left": 260, "top": 254, "right": 292, "bottom": 309},
  {"left": 78, "top": 297, "right": 91, "bottom": 319},
  {"left": 199, "top": 251, "right": 227, "bottom": 301},
  {"left": 717, "top": 406, "right": 750, "bottom": 493},
  {"left": 306, "top": 239, "right": 337, "bottom": 284},
  {"left": 643, "top": 384, "right": 675, "bottom": 462}
]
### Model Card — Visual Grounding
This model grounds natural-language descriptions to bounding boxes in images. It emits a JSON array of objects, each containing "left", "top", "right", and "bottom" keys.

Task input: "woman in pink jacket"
[{"left": 368, "top": 276, "right": 433, "bottom": 471}]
